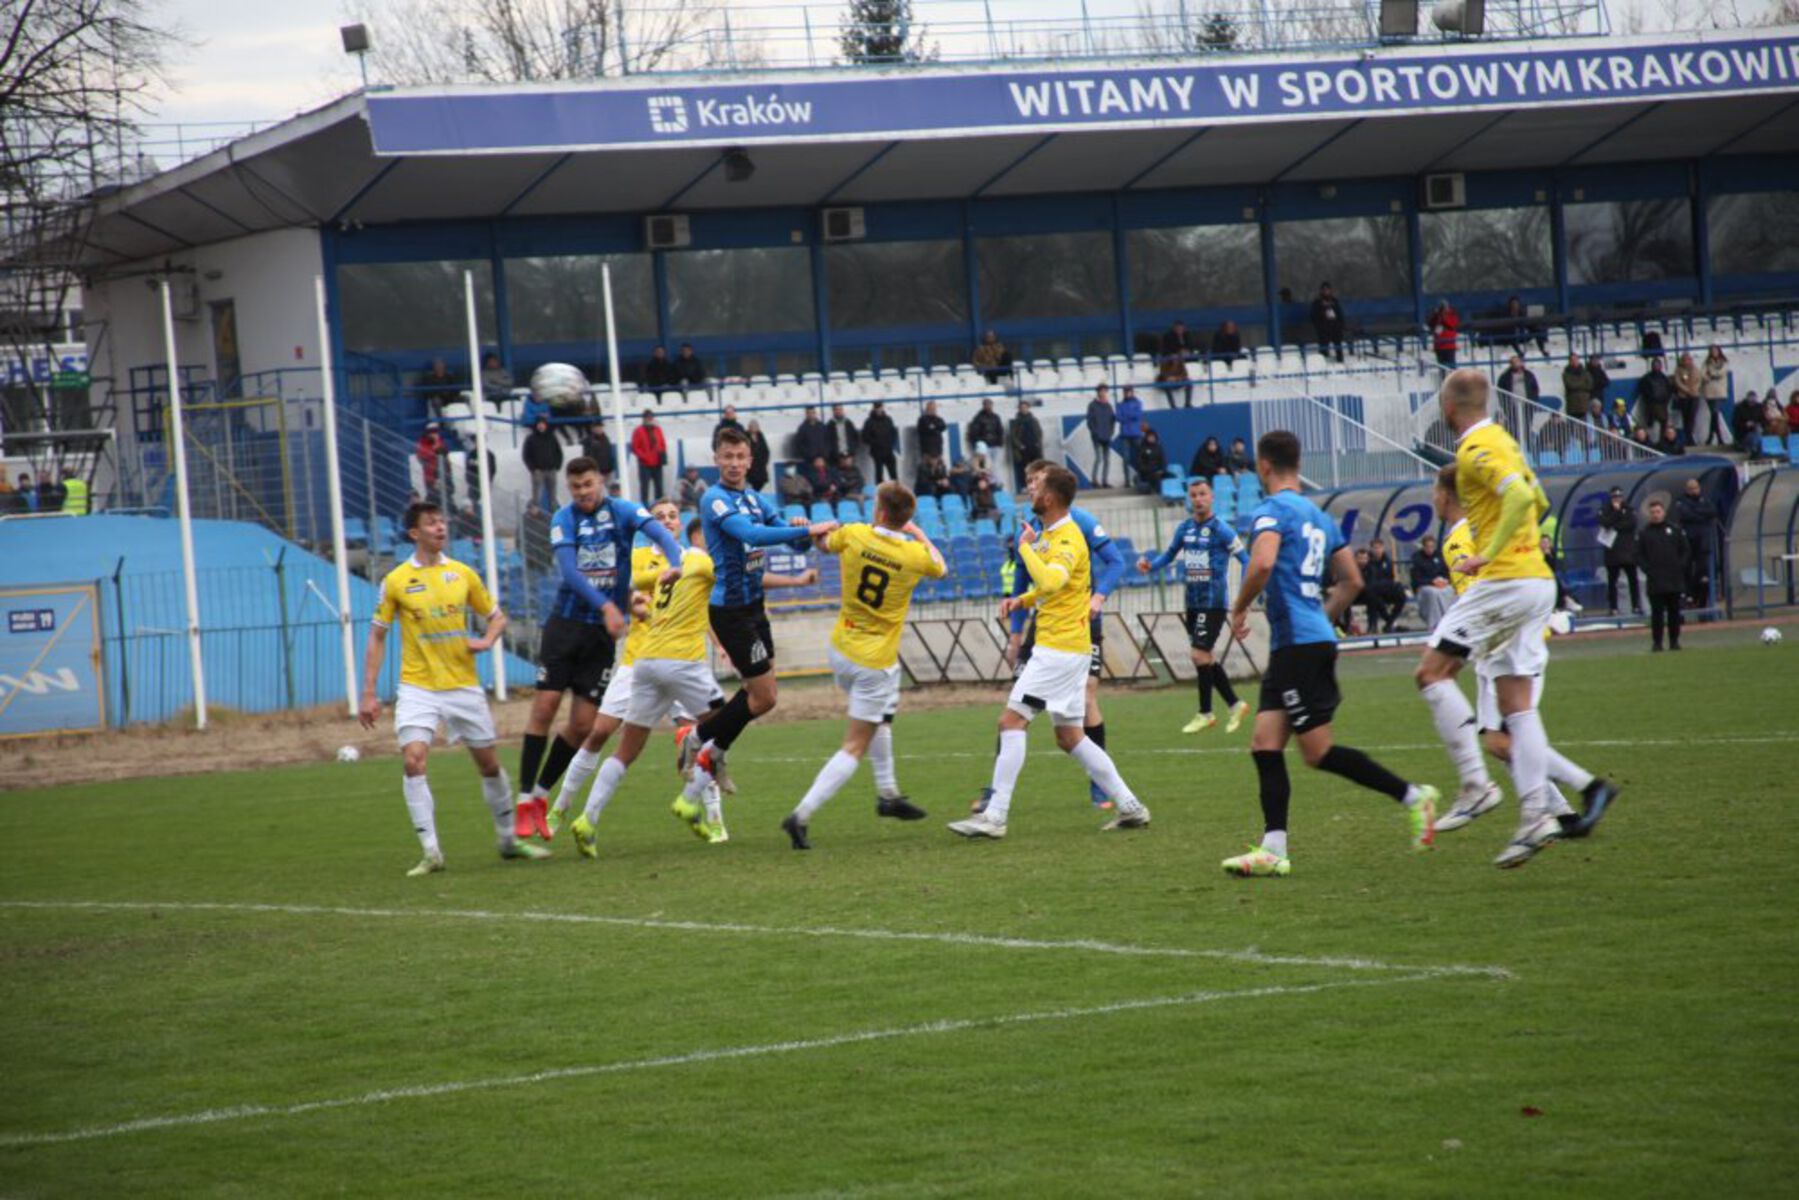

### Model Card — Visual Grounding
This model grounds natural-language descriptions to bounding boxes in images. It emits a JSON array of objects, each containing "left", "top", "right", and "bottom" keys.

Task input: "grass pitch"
[{"left": 3, "top": 625, "right": 1795, "bottom": 1197}]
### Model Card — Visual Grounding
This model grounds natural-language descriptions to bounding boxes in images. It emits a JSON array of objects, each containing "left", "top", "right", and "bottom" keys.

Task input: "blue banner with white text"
[{"left": 0, "top": 583, "right": 105, "bottom": 738}]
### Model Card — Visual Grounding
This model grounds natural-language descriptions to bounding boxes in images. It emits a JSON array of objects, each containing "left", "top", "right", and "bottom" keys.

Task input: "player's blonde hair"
[
  {"left": 874, "top": 481, "right": 916, "bottom": 527},
  {"left": 1439, "top": 369, "right": 1490, "bottom": 415}
]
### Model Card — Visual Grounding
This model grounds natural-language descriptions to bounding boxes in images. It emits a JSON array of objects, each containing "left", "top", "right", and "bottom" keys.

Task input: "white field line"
[
  {"left": 0, "top": 972, "right": 1449, "bottom": 1149},
  {"left": 0, "top": 899, "right": 1512, "bottom": 980}
]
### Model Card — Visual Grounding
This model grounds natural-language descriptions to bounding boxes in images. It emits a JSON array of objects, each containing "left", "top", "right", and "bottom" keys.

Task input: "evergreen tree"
[
  {"left": 1198, "top": 11, "right": 1239, "bottom": 51},
  {"left": 840, "top": 0, "right": 920, "bottom": 63}
]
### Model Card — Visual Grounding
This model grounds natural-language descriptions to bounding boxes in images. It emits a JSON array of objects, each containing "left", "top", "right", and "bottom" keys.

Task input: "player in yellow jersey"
[
  {"left": 1414, "top": 372, "right": 1615, "bottom": 867},
  {"left": 948, "top": 465, "right": 1150, "bottom": 840},
  {"left": 357, "top": 501, "right": 550, "bottom": 875},
  {"left": 779, "top": 482, "right": 947, "bottom": 850}
]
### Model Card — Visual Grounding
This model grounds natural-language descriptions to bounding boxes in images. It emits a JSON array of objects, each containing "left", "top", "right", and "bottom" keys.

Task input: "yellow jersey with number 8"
[
  {"left": 372, "top": 556, "right": 496, "bottom": 691},
  {"left": 827, "top": 524, "right": 946, "bottom": 670},
  {"left": 632, "top": 550, "right": 714, "bottom": 662},
  {"left": 1454, "top": 419, "right": 1552, "bottom": 582}
]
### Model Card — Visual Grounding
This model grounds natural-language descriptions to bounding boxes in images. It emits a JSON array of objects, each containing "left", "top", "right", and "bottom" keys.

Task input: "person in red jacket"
[
  {"left": 1428, "top": 299, "right": 1460, "bottom": 369},
  {"left": 415, "top": 421, "right": 452, "bottom": 504},
  {"left": 630, "top": 409, "right": 668, "bottom": 501}
]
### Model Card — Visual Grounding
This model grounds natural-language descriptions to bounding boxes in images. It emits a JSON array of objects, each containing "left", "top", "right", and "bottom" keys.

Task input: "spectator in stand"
[
  {"left": 1428, "top": 299, "right": 1459, "bottom": 368},
  {"left": 1189, "top": 435, "right": 1225, "bottom": 482},
  {"left": 794, "top": 406, "right": 832, "bottom": 464},
  {"left": 1160, "top": 319, "right": 1197, "bottom": 363},
  {"left": 1587, "top": 353, "right": 1611, "bottom": 403},
  {"left": 1224, "top": 436, "right": 1252, "bottom": 476},
  {"left": 712, "top": 404, "right": 744, "bottom": 447},
  {"left": 478, "top": 352, "right": 512, "bottom": 399},
  {"left": 1639, "top": 497, "right": 1689, "bottom": 652},
  {"left": 415, "top": 421, "right": 452, "bottom": 504},
  {"left": 1634, "top": 357, "right": 1673, "bottom": 436},
  {"left": 826, "top": 403, "right": 860, "bottom": 461},
  {"left": 971, "top": 474, "right": 999, "bottom": 520},
  {"left": 13, "top": 471, "right": 38, "bottom": 512},
  {"left": 1672, "top": 352, "right": 1702, "bottom": 445},
  {"left": 668, "top": 467, "right": 703, "bottom": 511},
  {"left": 1006, "top": 398, "right": 1043, "bottom": 493},
  {"left": 523, "top": 416, "right": 564, "bottom": 512},
  {"left": 861, "top": 401, "right": 899, "bottom": 484},
  {"left": 417, "top": 357, "right": 460, "bottom": 415},
  {"left": 948, "top": 455, "right": 976, "bottom": 499},
  {"left": 1640, "top": 327, "right": 1665, "bottom": 359},
  {"left": 971, "top": 329, "right": 1013, "bottom": 385},
  {"left": 1598, "top": 487, "right": 1641, "bottom": 614},
  {"left": 461, "top": 448, "right": 493, "bottom": 518},
  {"left": 1497, "top": 354, "right": 1540, "bottom": 404},
  {"left": 967, "top": 397, "right": 1005, "bottom": 457},
  {"left": 0, "top": 473, "right": 15, "bottom": 514},
  {"left": 778, "top": 462, "right": 814, "bottom": 506},
  {"left": 1732, "top": 390, "right": 1763, "bottom": 452},
  {"left": 915, "top": 453, "right": 950, "bottom": 499},
  {"left": 1608, "top": 396, "right": 1633, "bottom": 437},
  {"left": 1310, "top": 282, "right": 1346, "bottom": 362},
  {"left": 1765, "top": 391, "right": 1791, "bottom": 440},
  {"left": 579, "top": 420, "right": 616, "bottom": 477},
  {"left": 1561, "top": 352, "right": 1594, "bottom": 419},
  {"left": 1085, "top": 384, "right": 1117, "bottom": 487},
  {"left": 630, "top": 409, "right": 668, "bottom": 500},
  {"left": 1787, "top": 390, "right": 1799, "bottom": 440},
  {"left": 802, "top": 455, "right": 837, "bottom": 503},
  {"left": 674, "top": 344, "right": 708, "bottom": 399},
  {"left": 36, "top": 472, "right": 65, "bottom": 512},
  {"left": 832, "top": 453, "right": 865, "bottom": 499},
  {"left": 1674, "top": 477, "right": 1718, "bottom": 607},
  {"left": 1209, "top": 319, "right": 1243, "bottom": 367},
  {"left": 1409, "top": 533, "right": 1454, "bottom": 631},
  {"left": 1632, "top": 426, "right": 1655, "bottom": 450},
  {"left": 1361, "top": 537, "right": 1407, "bottom": 633},
  {"left": 1115, "top": 386, "right": 1145, "bottom": 487},
  {"left": 1659, "top": 424, "right": 1686, "bottom": 456},
  {"left": 1156, "top": 353, "right": 1193, "bottom": 408},
  {"left": 1502, "top": 295, "right": 1546, "bottom": 355},
  {"left": 1133, "top": 427, "right": 1171, "bottom": 494},
  {"left": 1340, "top": 546, "right": 1373, "bottom": 635},
  {"left": 1699, "top": 346, "right": 1730, "bottom": 446},
  {"left": 642, "top": 346, "right": 679, "bottom": 398},
  {"left": 746, "top": 420, "right": 772, "bottom": 491},
  {"left": 1586, "top": 398, "right": 1607, "bottom": 431},
  {"left": 916, "top": 400, "right": 947, "bottom": 462}
]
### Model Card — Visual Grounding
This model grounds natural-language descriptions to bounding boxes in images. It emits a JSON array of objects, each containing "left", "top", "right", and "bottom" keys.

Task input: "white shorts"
[
  {"left": 1474, "top": 660, "right": 1546, "bottom": 732},
  {"left": 393, "top": 683, "right": 498, "bottom": 749},
  {"left": 598, "top": 663, "right": 636, "bottom": 720},
  {"left": 829, "top": 646, "right": 901, "bottom": 724},
  {"left": 1431, "top": 576, "right": 1554, "bottom": 679},
  {"left": 625, "top": 658, "right": 720, "bottom": 729},
  {"left": 1007, "top": 646, "right": 1089, "bottom": 726}
]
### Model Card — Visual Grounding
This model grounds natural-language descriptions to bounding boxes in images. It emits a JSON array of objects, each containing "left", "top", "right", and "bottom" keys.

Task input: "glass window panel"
[
  {"left": 337, "top": 261, "right": 496, "bottom": 354},
  {"left": 1707, "top": 192, "right": 1799, "bottom": 277},
  {"left": 1565, "top": 199, "right": 1694, "bottom": 285},
  {"left": 666, "top": 247, "right": 816, "bottom": 337},
  {"left": 826, "top": 240, "right": 968, "bottom": 330},
  {"left": 1127, "top": 224, "right": 1263, "bottom": 311},
  {"left": 1272, "top": 215, "right": 1410, "bottom": 300},
  {"left": 976, "top": 232, "right": 1117, "bottom": 323},
  {"left": 505, "top": 254, "right": 655, "bottom": 344},
  {"left": 1420, "top": 207, "right": 1554, "bottom": 293}
]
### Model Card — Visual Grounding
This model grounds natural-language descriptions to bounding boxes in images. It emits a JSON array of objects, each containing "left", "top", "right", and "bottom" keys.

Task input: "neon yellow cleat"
[
  {"left": 570, "top": 813, "right": 598, "bottom": 860},
  {"left": 671, "top": 794, "right": 713, "bottom": 841},
  {"left": 1222, "top": 846, "right": 1290, "bottom": 877},
  {"left": 1225, "top": 699, "right": 1251, "bottom": 733},
  {"left": 1181, "top": 712, "right": 1217, "bottom": 734},
  {"left": 707, "top": 823, "right": 730, "bottom": 845},
  {"left": 406, "top": 852, "right": 445, "bottom": 878},
  {"left": 500, "top": 840, "right": 551, "bottom": 861},
  {"left": 544, "top": 802, "right": 565, "bottom": 840},
  {"left": 1408, "top": 785, "right": 1440, "bottom": 852}
]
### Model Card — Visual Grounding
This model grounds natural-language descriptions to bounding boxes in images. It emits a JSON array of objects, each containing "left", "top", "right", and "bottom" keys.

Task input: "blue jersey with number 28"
[{"left": 1248, "top": 489, "right": 1343, "bottom": 651}]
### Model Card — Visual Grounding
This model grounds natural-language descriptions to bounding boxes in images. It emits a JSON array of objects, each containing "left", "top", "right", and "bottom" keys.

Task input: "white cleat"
[
  {"left": 406, "top": 851, "right": 445, "bottom": 877},
  {"left": 1494, "top": 812, "right": 1560, "bottom": 869},
  {"left": 1101, "top": 803, "right": 1151, "bottom": 831},
  {"left": 1436, "top": 781, "right": 1504, "bottom": 832},
  {"left": 947, "top": 811, "right": 1008, "bottom": 840}
]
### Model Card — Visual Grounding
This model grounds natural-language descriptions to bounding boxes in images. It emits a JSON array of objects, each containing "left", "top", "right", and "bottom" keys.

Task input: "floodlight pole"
[
  {"left": 601, "top": 263, "right": 629, "bottom": 500},
  {"left": 463, "top": 270, "right": 507, "bottom": 701},
  {"left": 159, "top": 279, "right": 208, "bottom": 730},
  {"left": 314, "top": 275, "right": 357, "bottom": 716}
]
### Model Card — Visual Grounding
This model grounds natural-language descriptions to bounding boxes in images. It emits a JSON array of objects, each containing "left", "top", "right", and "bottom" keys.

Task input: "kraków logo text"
[{"left": 647, "top": 95, "right": 688, "bottom": 133}]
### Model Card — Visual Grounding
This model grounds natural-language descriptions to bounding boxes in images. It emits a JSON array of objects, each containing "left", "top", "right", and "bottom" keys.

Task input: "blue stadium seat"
[
  {"left": 1159, "top": 477, "right": 1186, "bottom": 504},
  {"left": 809, "top": 502, "right": 834, "bottom": 522},
  {"left": 973, "top": 517, "right": 999, "bottom": 537},
  {"left": 1540, "top": 450, "right": 1563, "bottom": 467},
  {"left": 450, "top": 538, "right": 479, "bottom": 563},
  {"left": 1762, "top": 435, "right": 1787, "bottom": 457},
  {"left": 945, "top": 514, "right": 972, "bottom": 537},
  {"left": 342, "top": 517, "right": 369, "bottom": 546},
  {"left": 993, "top": 490, "right": 1015, "bottom": 513},
  {"left": 915, "top": 494, "right": 940, "bottom": 514},
  {"left": 783, "top": 504, "right": 807, "bottom": 523},
  {"left": 1789, "top": 440, "right": 1799, "bottom": 465},
  {"left": 835, "top": 499, "right": 862, "bottom": 523},
  {"left": 941, "top": 493, "right": 968, "bottom": 515},
  {"left": 373, "top": 517, "right": 400, "bottom": 556}
]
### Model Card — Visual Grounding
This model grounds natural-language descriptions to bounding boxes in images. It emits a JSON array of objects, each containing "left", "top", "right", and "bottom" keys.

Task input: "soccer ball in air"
[
  {"left": 530, "top": 362, "right": 590, "bottom": 410},
  {"left": 336, "top": 745, "right": 362, "bottom": 764},
  {"left": 1761, "top": 627, "right": 1783, "bottom": 646}
]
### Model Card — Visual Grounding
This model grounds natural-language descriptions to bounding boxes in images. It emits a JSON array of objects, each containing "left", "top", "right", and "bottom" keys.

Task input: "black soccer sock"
[
  {"left": 1252, "top": 750, "right": 1290, "bottom": 834},
  {"left": 1212, "top": 665, "right": 1240, "bottom": 708},
  {"left": 536, "top": 733, "right": 579, "bottom": 791},
  {"left": 518, "top": 733, "right": 547, "bottom": 797},
  {"left": 1198, "top": 667, "right": 1214, "bottom": 714},
  {"left": 1085, "top": 722, "right": 1106, "bottom": 750},
  {"left": 1316, "top": 744, "right": 1410, "bottom": 803},
  {"left": 697, "top": 688, "right": 755, "bottom": 752}
]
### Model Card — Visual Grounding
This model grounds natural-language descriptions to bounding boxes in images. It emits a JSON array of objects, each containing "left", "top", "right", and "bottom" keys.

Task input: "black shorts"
[
  {"left": 710, "top": 602, "right": 774, "bottom": 679},
  {"left": 1185, "top": 607, "right": 1226, "bottom": 652},
  {"left": 1018, "top": 612, "right": 1104, "bottom": 678},
  {"left": 535, "top": 617, "right": 615, "bottom": 703},
  {"left": 1258, "top": 642, "right": 1341, "bottom": 734}
]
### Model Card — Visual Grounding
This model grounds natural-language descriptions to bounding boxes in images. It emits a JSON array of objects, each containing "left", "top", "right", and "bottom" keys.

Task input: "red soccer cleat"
[
  {"left": 512, "top": 795, "right": 536, "bottom": 839},
  {"left": 526, "top": 796, "right": 551, "bottom": 841}
]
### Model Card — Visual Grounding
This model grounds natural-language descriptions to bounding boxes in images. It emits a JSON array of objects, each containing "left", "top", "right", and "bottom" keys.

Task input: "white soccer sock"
[
  {"left": 557, "top": 747, "right": 602, "bottom": 813},
  {"left": 867, "top": 725, "right": 899, "bottom": 797},
  {"left": 683, "top": 760, "right": 714, "bottom": 802},
  {"left": 1545, "top": 783, "right": 1575, "bottom": 818},
  {"left": 984, "top": 729, "right": 1028, "bottom": 823},
  {"left": 481, "top": 769, "right": 514, "bottom": 845},
  {"left": 1547, "top": 749, "right": 1594, "bottom": 794},
  {"left": 1503, "top": 709, "right": 1551, "bottom": 816},
  {"left": 1069, "top": 736, "right": 1139, "bottom": 810},
  {"left": 703, "top": 781, "right": 724, "bottom": 827},
  {"left": 401, "top": 775, "right": 440, "bottom": 857},
  {"left": 1422, "top": 680, "right": 1490, "bottom": 788},
  {"left": 795, "top": 750, "right": 860, "bottom": 822},
  {"left": 578, "top": 756, "right": 628, "bottom": 824},
  {"left": 1261, "top": 830, "right": 1288, "bottom": 857}
]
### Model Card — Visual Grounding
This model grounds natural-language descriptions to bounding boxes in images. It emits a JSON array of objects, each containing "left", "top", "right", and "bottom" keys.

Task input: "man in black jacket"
[
  {"left": 862, "top": 402, "right": 899, "bottom": 483},
  {"left": 674, "top": 343, "right": 708, "bottom": 398},
  {"left": 1639, "top": 498, "right": 1689, "bottom": 651},
  {"left": 1598, "top": 487, "right": 1641, "bottom": 614},
  {"left": 579, "top": 421, "right": 616, "bottom": 477},
  {"left": 1673, "top": 477, "right": 1719, "bottom": 606},
  {"left": 967, "top": 398, "right": 1005, "bottom": 458},
  {"left": 1409, "top": 533, "right": 1453, "bottom": 631},
  {"left": 522, "top": 417, "right": 564, "bottom": 511},
  {"left": 1634, "top": 358, "right": 1673, "bottom": 436},
  {"left": 1006, "top": 399, "right": 1043, "bottom": 493},
  {"left": 1360, "top": 537, "right": 1407, "bottom": 632},
  {"left": 826, "top": 404, "right": 859, "bottom": 460},
  {"left": 916, "top": 401, "right": 947, "bottom": 461},
  {"left": 794, "top": 407, "right": 832, "bottom": 464},
  {"left": 1310, "top": 282, "right": 1346, "bottom": 362},
  {"left": 712, "top": 404, "right": 745, "bottom": 447},
  {"left": 642, "top": 346, "right": 679, "bottom": 398}
]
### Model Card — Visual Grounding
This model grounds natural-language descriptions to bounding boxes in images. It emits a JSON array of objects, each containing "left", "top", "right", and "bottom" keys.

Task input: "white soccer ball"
[
  {"left": 530, "top": 362, "right": 590, "bottom": 410},
  {"left": 1761, "top": 627, "right": 1783, "bottom": 646},
  {"left": 336, "top": 745, "right": 362, "bottom": 764}
]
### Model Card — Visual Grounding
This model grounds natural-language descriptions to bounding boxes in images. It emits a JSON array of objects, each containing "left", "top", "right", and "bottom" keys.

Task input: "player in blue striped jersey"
[{"left": 1138, "top": 477, "right": 1251, "bottom": 734}]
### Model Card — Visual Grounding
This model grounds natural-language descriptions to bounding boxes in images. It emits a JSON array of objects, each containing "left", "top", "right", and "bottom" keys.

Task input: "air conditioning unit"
[
  {"left": 644, "top": 213, "right": 691, "bottom": 249},
  {"left": 821, "top": 207, "right": 866, "bottom": 242},
  {"left": 1421, "top": 172, "right": 1467, "bottom": 210}
]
